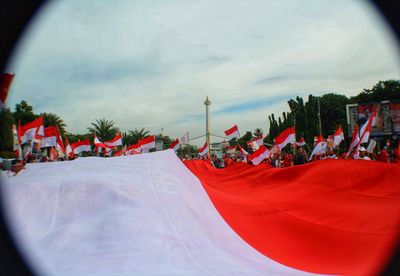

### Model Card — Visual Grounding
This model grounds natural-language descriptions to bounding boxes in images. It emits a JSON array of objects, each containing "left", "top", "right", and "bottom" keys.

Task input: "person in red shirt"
[
  {"left": 282, "top": 152, "right": 294, "bottom": 167},
  {"left": 378, "top": 148, "right": 390, "bottom": 163}
]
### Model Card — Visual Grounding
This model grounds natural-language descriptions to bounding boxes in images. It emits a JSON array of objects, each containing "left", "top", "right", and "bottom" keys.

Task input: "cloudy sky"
[{"left": 6, "top": 0, "right": 400, "bottom": 146}]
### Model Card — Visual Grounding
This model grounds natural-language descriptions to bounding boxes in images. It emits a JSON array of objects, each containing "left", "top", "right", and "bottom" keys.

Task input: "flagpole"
[
  {"left": 187, "top": 133, "right": 190, "bottom": 157},
  {"left": 204, "top": 96, "right": 211, "bottom": 159},
  {"left": 317, "top": 96, "right": 322, "bottom": 135}
]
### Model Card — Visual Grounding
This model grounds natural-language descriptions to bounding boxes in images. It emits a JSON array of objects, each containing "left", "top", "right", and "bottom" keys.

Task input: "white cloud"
[{"left": 5, "top": 0, "right": 400, "bottom": 147}]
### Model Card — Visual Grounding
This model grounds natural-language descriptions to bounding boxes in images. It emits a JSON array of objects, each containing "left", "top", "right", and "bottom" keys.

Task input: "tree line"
[{"left": 0, "top": 79, "right": 399, "bottom": 157}]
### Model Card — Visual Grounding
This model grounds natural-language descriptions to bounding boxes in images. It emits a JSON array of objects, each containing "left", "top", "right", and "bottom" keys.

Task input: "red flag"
[
  {"left": 19, "top": 117, "right": 44, "bottom": 144},
  {"left": 71, "top": 140, "right": 91, "bottom": 155},
  {"left": 226, "top": 145, "right": 237, "bottom": 154},
  {"left": 198, "top": 142, "right": 209, "bottom": 156},
  {"left": 248, "top": 145, "right": 270, "bottom": 165},
  {"left": 358, "top": 112, "right": 376, "bottom": 145},
  {"left": 169, "top": 138, "right": 180, "bottom": 152},
  {"left": 224, "top": 125, "right": 240, "bottom": 140},
  {"left": 139, "top": 136, "right": 156, "bottom": 151},
  {"left": 126, "top": 143, "right": 141, "bottom": 155},
  {"left": 295, "top": 137, "right": 306, "bottom": 147},
  {"left": 346, "top": 125, "right": 360, "bottom": 157},
  {"left": 0, "top": 73, "right": 14, "bottom": 107},
  {"left": 274, "top": 127, "right": 296, "bottom": 150},
  {"left": 41, "top": 126, "right": 64, "bottom": 153},
  {"left": 104, "top": 133, "right": 122, "bottom": 147},
  {"left": 65, "top": 138, "right": 73, "bottom": 158},
  {"left": 333, "top": 127, "right": 344, "bottom": 147}
]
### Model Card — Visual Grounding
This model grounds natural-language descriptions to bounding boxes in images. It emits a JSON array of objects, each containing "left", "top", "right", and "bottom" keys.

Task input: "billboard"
[{"left": 346, "top": 100, "right": 400, "bottom": 137}]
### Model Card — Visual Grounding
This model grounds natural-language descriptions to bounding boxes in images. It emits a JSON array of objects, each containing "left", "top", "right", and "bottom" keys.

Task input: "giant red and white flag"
[
  {"left": 309, "top": 141, "right": 327, "bottom": 161},
  {"left": 224, "top": 125, "right": 240, "bottom": 141},
  {"left": 198, "top": 142, "right": 209, "bottom": 157},
  {"left": 359, "top": 112, "right": 376, "bottom": 145},
  {"left": 248, "top": 145, "right": 270, "bottom": 165},
  {"left": 72, "top": 140, "right": 91, "bottom": 155},
  {"left": 139, "top": 135, "right": 156, "bottom": 151},
  {"left": 274, "top": 127, "right": 296, "bottom": 150},
  {"left": 105, "top": 133, "right": 122, "bottom": 148},
  {"left": 346, "top": 125, "right": 360, "bottom": 157},
  {"left": 169, "top": 138, "right": 180, "bottom": 152},
  {"left": 0, "top": 73, "right": 14, "bottom": 110},
  {"left": 180, "top": 131, "right": 189, "bottom": 144},
  {"left": 19, "top": 117, "right": 44, "bottom": 144},
  {"left": 333, "top": 127, "right": 344, "bottom": 147}
]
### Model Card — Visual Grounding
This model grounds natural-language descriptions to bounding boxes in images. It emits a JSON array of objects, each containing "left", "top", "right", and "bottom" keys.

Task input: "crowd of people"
[{"left": 181, "top": 141, "right": 400, "bottom": 168}]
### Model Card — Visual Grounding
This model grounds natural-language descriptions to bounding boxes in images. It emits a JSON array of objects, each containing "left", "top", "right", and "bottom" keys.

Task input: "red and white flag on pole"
[
  {"left": 105, "top": 133, "right": 122, "bottom": 148},
  {"left": 226, "top": 145, "right": 237, "bottom": 154},
  {"left": 224, "top": 125, "right": 240, "bottom": 141},
  {"left": 274, "top": 127, "right": 296, "bottom": 150},
  {"left": 248, "top": 145, "right": 270, "bottom": 165},
  {"left": 139, "top": 135, "right": 156, "bottom": 152},
  {"left": 180, "top": 131, "right": 189, "bottom": 144},
  {"left": 65, "top": 138, "right": 73, "bottom": 158},
  {"left": 346, "top": 125, "right": 360, "bottom": 157},
  {"left": 295, "top": 137, "right": 306, "bottom": 147},
  {"left": 359, "top": 112, "right": 376, "bottom": 145},
  {"left": 49, "top": 147, "right": 57, "bottom": 161},
  {"left": 333, "top": 127, "right": 344, "bottom": 147},
  {"left": 0, "top": 73, "right": 14, "bottom": 110},
  {"left": 169, "top": 138, "right": 180, "bottom": 152},
  {"left": 309, "top": 141, "right": 327, "bottom": 161},
  {"left": 248, "top": 135, "right": 264, "bottom": 150},
  {"left": 41, "top": 126, "right": 64, "bottom": 152},
  {"left": 198, "top": 142, "right": 209, "bottom": 157},
  {"left": 126, "top": 143, "right": 141, "bottom": 155},
  {"left": 238, "top": 145, "right": 248, "bottom": 156},
  {"left": 18, "top": 116, "right": 44, "bottom": 144},
  {"left": 72, "top": 140, "right": 91, "bottom": 155}
]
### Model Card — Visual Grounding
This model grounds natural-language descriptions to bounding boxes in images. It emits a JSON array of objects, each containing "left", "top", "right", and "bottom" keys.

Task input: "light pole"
[{"left": 204, "top": 96, "right": 211, "bottom": 154}]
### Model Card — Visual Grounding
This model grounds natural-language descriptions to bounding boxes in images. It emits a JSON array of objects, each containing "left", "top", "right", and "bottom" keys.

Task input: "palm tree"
[
  {"left": 128, "top": 128, "right": 150, "bottom": 144},
  {"left": 253, "top": 128, "right": 263, "bottom": 137},
  {"left": 87, "top": 118, "right": 119, "bottom": 141},
  {"left": 41, "top": 112, "right": 67, "bottom": 137}
]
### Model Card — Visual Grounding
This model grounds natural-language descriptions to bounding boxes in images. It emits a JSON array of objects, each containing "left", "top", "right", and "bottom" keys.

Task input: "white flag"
[{"left": 181, "top": 131, "right": 189, "bottom": 144}]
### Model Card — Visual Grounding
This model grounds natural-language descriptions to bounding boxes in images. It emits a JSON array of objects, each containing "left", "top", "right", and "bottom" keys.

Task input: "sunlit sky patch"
[{"left": 6, "top": 0, "right": 400, "bottom": 146}]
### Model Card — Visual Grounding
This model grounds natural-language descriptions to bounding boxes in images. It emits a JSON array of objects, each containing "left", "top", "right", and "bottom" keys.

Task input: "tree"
[
  {"left": 13, "top": 100, "right": 36, "bottom": 125},
  {"left": 155, "top": 134, "right": 172, "bottom": 149},
  {"left": 253, "top": 128, "right": 263, "bottom": 137},
  {"left": 0, "top": 108, "right": 15, "bottom": 151},
  {"left": 41, "top": 112, "right": 67, "bottom": 137},
  {"left": 87, "top": 118, "right": 119, "bottom": 141},
  {"left": 319, "top": 93, "right": 349, "bottom": 138},
  {"left": 127, "top": 128, "right": 150, "bottom": 144},
  {"left": 350, "top": 80, "right": 400, "bottom": 103}
]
